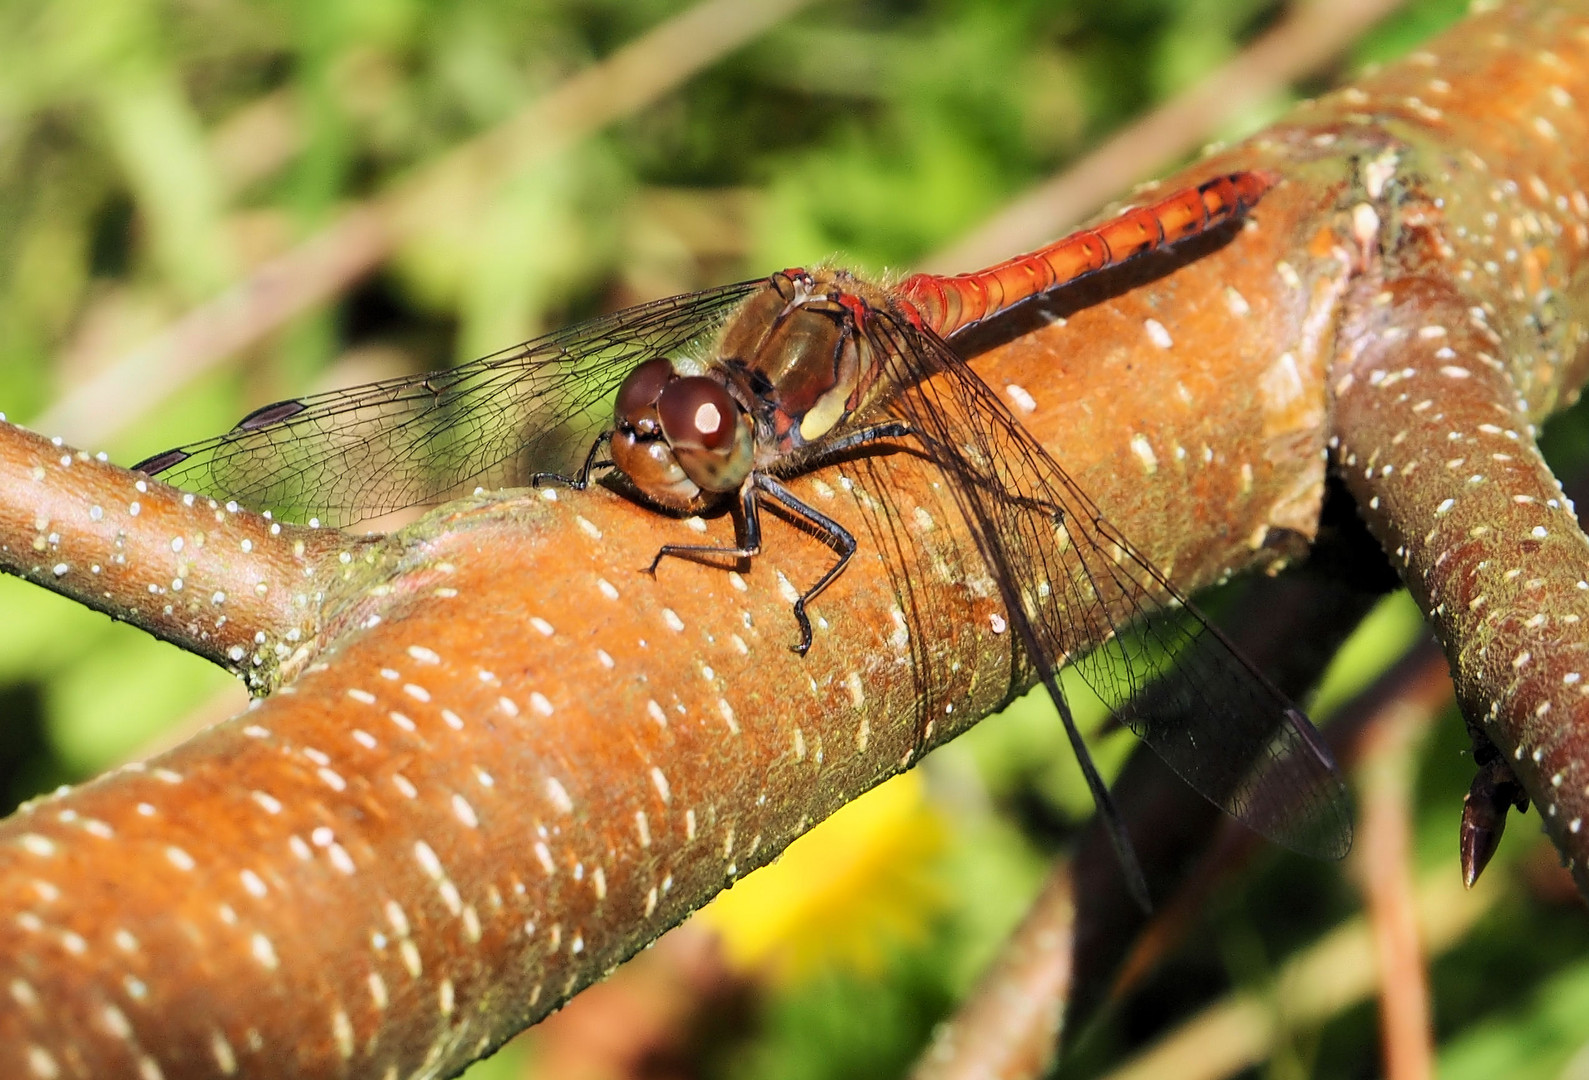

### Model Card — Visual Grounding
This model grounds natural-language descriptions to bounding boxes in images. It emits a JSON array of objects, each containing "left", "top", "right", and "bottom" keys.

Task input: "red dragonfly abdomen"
[{"left": 896, "top": 170, "right": 1278, "bottom": 338}]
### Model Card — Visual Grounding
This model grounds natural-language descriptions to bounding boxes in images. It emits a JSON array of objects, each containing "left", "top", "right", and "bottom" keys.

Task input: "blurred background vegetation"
[{"left": 5, "top": 0, "right": 1589, "bottom": 1077}]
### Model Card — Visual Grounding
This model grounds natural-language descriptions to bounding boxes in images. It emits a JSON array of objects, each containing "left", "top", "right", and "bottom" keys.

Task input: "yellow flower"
[{"left": 698, "top": 771, "right": 949, "bottom": 984}]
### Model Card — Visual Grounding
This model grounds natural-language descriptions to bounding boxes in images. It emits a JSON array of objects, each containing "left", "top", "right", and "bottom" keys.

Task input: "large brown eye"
[
  {"left": 614, "top": 358, "right": 676, "bottom": 429},
  {"left": 657, "top": 377, "right": 739, "bottom": 451}
]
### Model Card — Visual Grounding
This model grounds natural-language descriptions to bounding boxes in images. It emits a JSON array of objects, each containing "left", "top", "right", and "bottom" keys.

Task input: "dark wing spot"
[
  {"left": 130, "top": 448, "right": 193, "bottom": 475},
  {"left": 236, "top": 399, "right": 310, "bottom": 431}
]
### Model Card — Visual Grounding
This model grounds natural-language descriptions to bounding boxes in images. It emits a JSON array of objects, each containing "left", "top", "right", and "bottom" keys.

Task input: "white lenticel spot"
[
  {"left": 777, "top": 572, "right": 801, "bottom": 604},
  {"left": 545, "top": 778, "right": 575, "bottom": 813},
  {"left": 413, "top": 841, "right": 443, "bottom": 880},
  {"left": 19, "top": 835, "right": 55, "bottom": 858},
  {"left": 1129, "top": 434, "right": 1158, "bottom": 473},
  {"left": 1005, "top": 384, "right": 1037, "bottom": 413},
  {"left": 251, "top": 933, "right": 279, "bottom": 970},
  {"left": 844, "top": 671, "right": 865, "bottom": 707},
  {"left": 28, "top": 1047, "right": 59, "bottom": 1079},
  {"left": 240, "top": 869, "right": 268, "bottom": 898}
]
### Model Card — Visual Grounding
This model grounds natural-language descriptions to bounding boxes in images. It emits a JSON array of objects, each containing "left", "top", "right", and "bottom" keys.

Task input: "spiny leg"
[
  {"left": 530, "top": 431, "right": 613, "bottom": 489},
  {"left": 753, "top": 474, "right": 859, "bottom": 655},
  {"left": 645, "top": 475, "right": 764, "bottom": 574},
  {"left": 646, "top": 423, "right": 910, "bottom": 653},
  {"left": 807, "top": 421, "right": 914, "bottom": 460},
  {"left": 756, "top": 423, "right": 914, "bottom": 653}
]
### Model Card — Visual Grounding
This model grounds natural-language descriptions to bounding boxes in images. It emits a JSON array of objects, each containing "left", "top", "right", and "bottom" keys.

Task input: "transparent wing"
[
  {"left": 134, "top": 281, "right": 765, "bottom": 526},
  {"left": 863, "top": 312, "right": 1351, "bottom": 861}
]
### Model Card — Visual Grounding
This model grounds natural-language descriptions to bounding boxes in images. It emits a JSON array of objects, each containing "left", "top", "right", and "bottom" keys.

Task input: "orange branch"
[{"left": 5, "top": 3, "right": 1589, "bottom": 1076}]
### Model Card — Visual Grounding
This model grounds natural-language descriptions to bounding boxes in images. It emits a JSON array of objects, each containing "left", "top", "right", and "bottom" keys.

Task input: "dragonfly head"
[{"left": 611, "top": 357, "right": 755, "bottom": 510}]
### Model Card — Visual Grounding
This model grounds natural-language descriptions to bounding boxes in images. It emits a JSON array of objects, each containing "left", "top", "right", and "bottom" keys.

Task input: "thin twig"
[
  {"left": 923, "top": 0, "right": 1405, "bottom": 275},
  {"left": 1099, "top": 866, "right": 1494, "bottom": 1080},
  {"left": 1355, "top": 698, "right": 1436, "bottom": 1080},
  {"left": 909, "top": 864, "right": 1073, "bottom": 1080}
]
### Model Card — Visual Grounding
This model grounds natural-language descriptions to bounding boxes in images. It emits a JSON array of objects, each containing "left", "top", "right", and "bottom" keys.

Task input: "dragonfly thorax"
[
  {"left": 718, "top": 270, "right": 875, "bottom": 451},
  {"left": 610, "top": 356, "right": 756, "bottom": 511}
]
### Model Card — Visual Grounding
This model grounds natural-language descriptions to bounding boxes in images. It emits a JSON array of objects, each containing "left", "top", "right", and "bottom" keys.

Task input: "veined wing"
[
  {"left": 134, "top": 281, "right": 764, "bottom": 527},
  {"left": 862, "top": 311, "right": 1352, "bottom": 863}
]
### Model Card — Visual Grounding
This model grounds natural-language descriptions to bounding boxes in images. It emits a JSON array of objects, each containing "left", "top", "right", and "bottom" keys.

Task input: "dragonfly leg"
[
  {"left": 642, "top": 422, "right": 903, "bottom": 653},
  {"left": 645, "top": 476, "right": 764, "bottom": 578},
  {"left": 530, "top": 431, "right": 613, "bottom": 490},
  {"left": 739, "top": 421, "right": 911, "bottom": 653},
  {"left": 808, "top": 421, "right": 913, "bottom": 458},
  {"left": 905, "top": 430, "right": 1070, "bottom": 520},
  {"left": 753, "top": 473, "right": 858, "bottom": 656}
]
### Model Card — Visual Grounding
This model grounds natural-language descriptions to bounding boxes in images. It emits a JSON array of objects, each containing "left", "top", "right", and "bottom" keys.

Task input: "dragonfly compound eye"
[
  {"left": 657, "top": 377, "right": 754, "bottom": 493},
  {"left": 614, "top": 357, "right": 677, "bottom": 436}
]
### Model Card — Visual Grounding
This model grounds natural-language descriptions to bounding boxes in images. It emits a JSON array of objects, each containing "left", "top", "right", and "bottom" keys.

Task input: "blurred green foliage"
[{"left": 7, "top": 0, "right": 1588, "bottom": 1078}]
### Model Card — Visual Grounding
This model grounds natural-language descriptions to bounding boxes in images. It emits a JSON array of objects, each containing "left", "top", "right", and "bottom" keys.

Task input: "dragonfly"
[{"left": 135, "top": 169, "right": 1351, "bottom": 907}]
